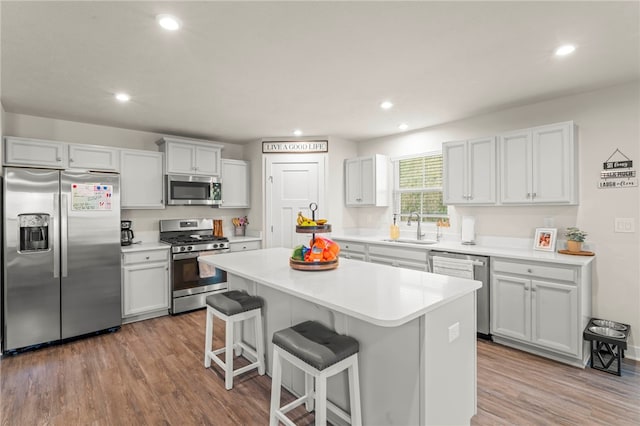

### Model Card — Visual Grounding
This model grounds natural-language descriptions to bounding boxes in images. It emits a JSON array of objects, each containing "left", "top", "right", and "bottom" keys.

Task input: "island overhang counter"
[{"left": 200, "top": 247, "right": 481, "bottom": 425}]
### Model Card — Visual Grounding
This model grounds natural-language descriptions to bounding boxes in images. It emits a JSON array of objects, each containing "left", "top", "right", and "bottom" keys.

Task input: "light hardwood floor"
[{"left": 1, "top": 309, "right": 638, "bottom": 425}]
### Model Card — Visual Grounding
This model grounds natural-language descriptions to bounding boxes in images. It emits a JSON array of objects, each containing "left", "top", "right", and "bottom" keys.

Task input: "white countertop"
[
  {"left": 120, "top": 242, "right": 170, "bottom": 253},
  {"left": 332, "top": 234, "right": 595, "bottom": 266},
  {"left": 199, "top": 247, "right": 481, "bottom": 327}
]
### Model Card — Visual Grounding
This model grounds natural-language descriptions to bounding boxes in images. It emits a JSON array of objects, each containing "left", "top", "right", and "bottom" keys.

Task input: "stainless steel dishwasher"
[{"left": 428, "top": 250, "right": 491, "bottom": 339}]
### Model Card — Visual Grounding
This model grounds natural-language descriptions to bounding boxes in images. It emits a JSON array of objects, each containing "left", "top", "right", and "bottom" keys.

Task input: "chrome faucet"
[{"left": 407, "top": 212, "right": 425, "bottom": 240}]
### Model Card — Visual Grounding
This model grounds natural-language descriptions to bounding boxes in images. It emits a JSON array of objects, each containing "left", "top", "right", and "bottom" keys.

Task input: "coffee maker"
[{"left": 121, "top": 220, "right": 134, "bottom": 246}]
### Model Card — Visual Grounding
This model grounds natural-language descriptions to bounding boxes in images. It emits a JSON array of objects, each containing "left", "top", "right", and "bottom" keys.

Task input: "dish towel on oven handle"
[
  {"left": 198, "top": 251, "right": 218, "bottom": 278},
  {"left": 432, "top": 256, "right": 475, "bottom": 280}
]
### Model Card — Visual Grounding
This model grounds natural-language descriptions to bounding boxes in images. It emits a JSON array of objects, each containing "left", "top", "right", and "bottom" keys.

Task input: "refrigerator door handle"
[
  {"left": 53, "top": 194, "right": 60, "bottom": 278},
  {"left": 61, "top": 193, "right": 68, "bottom": 277}
]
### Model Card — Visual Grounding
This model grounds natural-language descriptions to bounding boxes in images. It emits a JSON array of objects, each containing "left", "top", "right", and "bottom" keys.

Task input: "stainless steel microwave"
[{"left": 166, "top": 175, "right": 221, "bottom": 206}]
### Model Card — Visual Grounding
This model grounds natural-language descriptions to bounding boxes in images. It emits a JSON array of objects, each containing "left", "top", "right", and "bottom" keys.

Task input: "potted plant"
[{"left": 565, "top": 227, "right": 587, "bottom": 252}]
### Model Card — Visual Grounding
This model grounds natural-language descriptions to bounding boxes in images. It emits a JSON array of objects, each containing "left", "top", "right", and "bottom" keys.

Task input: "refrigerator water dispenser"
[{"left": 19, "top": 214, "right": 50, "bottom": 252}]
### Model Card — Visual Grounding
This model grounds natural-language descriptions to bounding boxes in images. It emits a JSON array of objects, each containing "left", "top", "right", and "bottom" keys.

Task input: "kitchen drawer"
[
  {"left": 339, "top": 241, "right": 366, "bottom": 254},
  {"left": 369, "top": 255, "right": 427, "bottom": 271},
  {"left": 230, "top": 240, "right": 261, "bottom": 252},
  {"left": 339, "top": 252, "right": 366, "bottom": 261},
  {"left": 123, "top": 249, "right": 170, "bottom": 265},
  {"left": 493, "top": 259, "right": 576, "bottom": 282},
  {"left": 368, "top": 244, "right": 427, "bottom": 263}
]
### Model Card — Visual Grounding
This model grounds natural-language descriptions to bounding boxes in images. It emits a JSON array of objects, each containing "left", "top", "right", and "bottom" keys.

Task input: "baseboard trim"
[{"left": 625, "top": 343, "right": 639, "bottom": 361}]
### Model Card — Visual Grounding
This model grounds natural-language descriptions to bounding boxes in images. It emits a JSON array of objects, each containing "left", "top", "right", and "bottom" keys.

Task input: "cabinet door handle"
[
  {"left": 468, "top": 194, "right": 473, "bottom": 200},
  {"left": 532, "top": 192, "right": 536, "bottom": 199},
  {"left": 56, "top": 157, "right": 62, "bottom": 162},
  {"left": 145, "top": 256, "right": 150, "bottom": 260},
  {"left": 531, "top": 287, "right": 536, "bottom": 292},
  {"left": 527, "top": 268, "right": 532, "bottom": 273},
  {"left": 526, "top": 193, "right": 531, "bottom": 198},
  {"left": 69, "top": 158, "right": 74, "bottom": 163}
]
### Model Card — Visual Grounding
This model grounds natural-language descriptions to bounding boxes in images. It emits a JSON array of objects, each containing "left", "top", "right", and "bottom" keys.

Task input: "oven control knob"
[
  {"left": 187, "top": 246, "right": 193, "bottom": 251},
  {"left": 213, "top": 243, "right": 218, "bottom": 249},
  {"left": 180, "top": 246, "right": 186, "bottom": 252}
]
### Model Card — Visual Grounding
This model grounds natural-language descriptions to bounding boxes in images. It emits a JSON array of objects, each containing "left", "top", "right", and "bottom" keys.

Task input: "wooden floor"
[{"left": 1, "top": 309, "right": 639, "bottom": 425}]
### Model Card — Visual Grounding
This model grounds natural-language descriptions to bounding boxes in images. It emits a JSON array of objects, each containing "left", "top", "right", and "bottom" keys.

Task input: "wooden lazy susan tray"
[
  {"left": 557, "top": 249, "right": 595, "bottom": 256},
  {"left": 289, "top": 257, "right": 339, "bottom": 271},
  {"left": 295, "top": 224, "right": 332, "bottom": 233}
]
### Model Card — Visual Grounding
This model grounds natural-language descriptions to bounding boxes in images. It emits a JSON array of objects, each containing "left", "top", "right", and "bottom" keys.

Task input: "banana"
[
  {"left": 297, "top": 211, "right": 314, "bottom": 225},
  {"left": 316, "top": 219, "right": 327, "bottom": 225},
  {"left": 300, "top": 220, "right": 317, "bottom": 227}
]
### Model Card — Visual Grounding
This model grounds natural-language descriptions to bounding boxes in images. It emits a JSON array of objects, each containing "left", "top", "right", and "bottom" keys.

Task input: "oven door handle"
[{"left": 173, "top": 252, "right": 201, "bottom": 260}]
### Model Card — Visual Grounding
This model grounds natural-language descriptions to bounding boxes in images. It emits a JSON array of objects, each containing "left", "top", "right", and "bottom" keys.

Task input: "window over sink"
[{"left": 393, "top": 152, "right": 448, "bottom": 223}]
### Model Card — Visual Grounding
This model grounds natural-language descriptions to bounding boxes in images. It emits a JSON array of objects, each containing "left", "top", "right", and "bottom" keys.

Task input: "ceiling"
[{"left": 1, "top": 1, "right": 639, "bottom": 144}]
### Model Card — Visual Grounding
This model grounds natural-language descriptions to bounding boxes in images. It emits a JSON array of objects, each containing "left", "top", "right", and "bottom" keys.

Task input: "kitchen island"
[{"left": 200, "top": 247, "right": 481, "bottom": 425}]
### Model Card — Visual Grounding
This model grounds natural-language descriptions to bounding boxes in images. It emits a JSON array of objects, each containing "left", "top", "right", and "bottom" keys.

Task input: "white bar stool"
[
  {"left": 269, "top": 321, "right": 362, "bottom": 426},
  {"left": 204, "top": 290, "right": 266, "bottom": 390}
]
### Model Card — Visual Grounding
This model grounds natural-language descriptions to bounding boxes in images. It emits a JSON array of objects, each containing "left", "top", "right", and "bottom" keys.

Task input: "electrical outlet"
[
  {"left": 448, "top": 322, "right": 460, "bottom": 343},
  {"left": 615, "top": 218, "right": 635, "bottom": 233}
]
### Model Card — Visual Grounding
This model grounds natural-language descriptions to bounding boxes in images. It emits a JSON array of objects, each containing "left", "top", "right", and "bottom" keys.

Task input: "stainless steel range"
[{"left": 160, "top": 218, "right": 229, "bottom": 314}]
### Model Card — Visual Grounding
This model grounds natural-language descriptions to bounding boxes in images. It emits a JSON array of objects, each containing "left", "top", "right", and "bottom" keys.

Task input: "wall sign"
[
  {"left": 71, "top": 183, "right": 113, "bottom": 210},
  {"left": 262, "top": 140, "right": 328, "bottom": 154},
  {"left": 599, "top": 149, "right": 637, "bottom": 189}
]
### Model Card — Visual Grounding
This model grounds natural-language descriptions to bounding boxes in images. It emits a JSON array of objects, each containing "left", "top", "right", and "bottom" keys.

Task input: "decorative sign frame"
[
  {"left": 262, "top": 140, "right": 328, "bottom": 154},
  {"left": 599, "top": 149, "right": 637, "bottom": 189}
]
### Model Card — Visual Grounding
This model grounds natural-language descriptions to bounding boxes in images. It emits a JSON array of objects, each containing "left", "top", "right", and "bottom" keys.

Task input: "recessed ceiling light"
[
  {"left": 555, "top": 44, "right": 576, "bottom": 56},
  {"left": 157, "top": 14, "right": 181, "bottom": 31},
  {"left": 115, "top": 93, "right": 130, "bottom": 102},
  {"left": 380, "top": 101, "right": 393, "bottom": 110},
  {"left": 398, "top": 123, "right": 409, "bottom": 131},
  {"left": 293, "top": 129, "right": 303, "bottom": 137}
]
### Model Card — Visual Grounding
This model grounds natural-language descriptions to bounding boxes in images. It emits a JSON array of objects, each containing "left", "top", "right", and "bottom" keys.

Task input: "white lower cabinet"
[
  {"left": 338, "top": 241, "right": 367, "bottom": 261},
  {"left": 121, "top": 248, "right": 170, "bottom": 323},
  {"left": 333, "top": 238, "right": 428, "bottom": 271},
  {"left": 229, "top": 240, "right": 261, "bottom": 252},
  {"left": 368, "top": 243, "right": 428, "bottom": 271},
  {"left": 491, "top": 258, "right": 588, "bottom": 366}
]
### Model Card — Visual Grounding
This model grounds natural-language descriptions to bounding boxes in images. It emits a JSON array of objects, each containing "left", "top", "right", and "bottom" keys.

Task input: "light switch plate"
[
  {"left": 448, "top": 322, "right": 460, "bottom": 343},
  {"left": 615, "top": 218, "right": 635, "bottom": 233}
]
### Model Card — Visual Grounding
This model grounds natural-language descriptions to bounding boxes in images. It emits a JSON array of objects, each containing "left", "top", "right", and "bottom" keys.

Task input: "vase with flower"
[{"left": 232, "top": 216, "right": 249, "bottom": 236}]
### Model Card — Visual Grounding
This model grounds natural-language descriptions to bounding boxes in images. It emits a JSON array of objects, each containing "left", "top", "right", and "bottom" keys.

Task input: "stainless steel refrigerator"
[{"left": 2, "top": 167, "right": 121, "bottom": 352}]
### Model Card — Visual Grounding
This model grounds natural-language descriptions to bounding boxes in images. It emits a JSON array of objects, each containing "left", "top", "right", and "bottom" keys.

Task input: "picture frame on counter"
[{"left": 533, "top": 228, "right": 557, "bottom": 252}]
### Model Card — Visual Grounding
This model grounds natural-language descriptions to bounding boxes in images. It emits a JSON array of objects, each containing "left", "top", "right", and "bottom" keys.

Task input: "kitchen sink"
[{"left": 382, "top": 238, "right": 438, "bottom": 245}]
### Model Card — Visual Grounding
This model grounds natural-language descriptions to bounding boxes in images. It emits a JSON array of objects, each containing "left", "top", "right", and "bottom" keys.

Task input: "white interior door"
[{"left": 265, "top": 154, "right": 326, "bottom": 249}]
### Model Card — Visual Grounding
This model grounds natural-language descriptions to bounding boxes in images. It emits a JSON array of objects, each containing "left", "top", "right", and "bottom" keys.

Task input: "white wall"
[
  {"left": 356, "top": 81, "right": 640, "bottom": 355},
  {"left": 2, "top": 112, "right": 248, "bottom": 239}
]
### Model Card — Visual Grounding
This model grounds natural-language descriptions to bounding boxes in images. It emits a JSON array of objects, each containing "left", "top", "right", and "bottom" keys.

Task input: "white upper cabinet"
[
  {"left": 4, "top": 136, "right": 68, "bottom": 169},
  {"left": 345, "top": 154, "right": 388, "bottom": 207},
  {"left": 499, "top": 121, "right": 577, "bottom": 205},
  {"left": 68, "top": 144, "right": 119, "bottom": 171},
  {"left": 443, "top": 137, "right": 496, "bottom": 205},
  {"left": 157, "top": 137, "right": 222, "bottom": 176},
  {"left": 120, "top": 149, "right": 165, "bottom": 209},
  {"left": 220, "top": 159, "right": 250, "bottom": 208}
]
